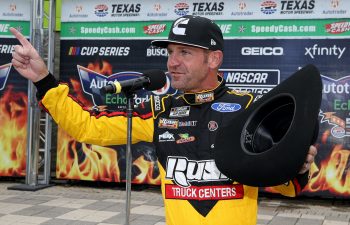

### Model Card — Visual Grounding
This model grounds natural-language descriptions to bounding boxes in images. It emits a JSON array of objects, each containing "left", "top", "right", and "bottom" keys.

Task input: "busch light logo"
[
  {"left": 211, "top": 102, "right": 241, "bottom": 112},
  {"left": 0, "top": 63, "right": 12, "bottom": 91}
]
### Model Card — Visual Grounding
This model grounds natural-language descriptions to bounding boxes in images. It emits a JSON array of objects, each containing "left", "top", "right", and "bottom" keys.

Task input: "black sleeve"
[{"left": 33, "top": 73, "right": 59, "bottom": 100}]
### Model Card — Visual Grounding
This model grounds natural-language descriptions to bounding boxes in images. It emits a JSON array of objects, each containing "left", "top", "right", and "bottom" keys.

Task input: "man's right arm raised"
[{"left": 10, "top": 28, "right": 154, "bottom": 146}]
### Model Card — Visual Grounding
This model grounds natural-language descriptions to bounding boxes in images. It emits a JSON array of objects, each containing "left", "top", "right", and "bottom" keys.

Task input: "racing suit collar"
[{"left": 179, "top": 76, "right": 226, "bottom": 105}]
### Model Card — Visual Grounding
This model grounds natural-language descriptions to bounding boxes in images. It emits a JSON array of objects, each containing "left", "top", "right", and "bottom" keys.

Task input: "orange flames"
[
  {"left": 133, "top": 155, "right": 160, "bottom": 185},
  {"left": 56, "top": 128, "right": 161, "bottom": 185},
  {"left": 0, "top": 86, "right": 27, "bottom": 176},
  {"left": 56, "top": 61, "right": 161, "bottom": 185},
  {"left": 304, "top": 145, "right": 350, "bottom": 196},
  {"left": 87, "top": 60, "right": 112, "bottom": 76},
  {"left": 56, "top": 128, "right": 120, "bottom": 182}
]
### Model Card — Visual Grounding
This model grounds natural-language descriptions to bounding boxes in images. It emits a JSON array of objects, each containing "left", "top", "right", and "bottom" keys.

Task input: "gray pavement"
[{"left": 0, "top": 180, "right": 349, "bottom": 225}]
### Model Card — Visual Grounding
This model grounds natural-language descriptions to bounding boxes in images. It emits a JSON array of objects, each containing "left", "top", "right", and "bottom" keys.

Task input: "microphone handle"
[{"left": 103, "top": 83, "right": 117, "bottom": 94}]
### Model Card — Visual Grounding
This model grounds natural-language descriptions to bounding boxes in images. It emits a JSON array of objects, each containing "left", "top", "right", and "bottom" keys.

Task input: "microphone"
[{"left": 102, "top": 69, "right": 166, "bottom": 94}]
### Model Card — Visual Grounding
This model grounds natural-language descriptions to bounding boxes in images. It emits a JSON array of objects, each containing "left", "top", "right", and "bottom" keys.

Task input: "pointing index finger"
[{"left": 9, "top": 27, "right": 31, "bottom": 47}]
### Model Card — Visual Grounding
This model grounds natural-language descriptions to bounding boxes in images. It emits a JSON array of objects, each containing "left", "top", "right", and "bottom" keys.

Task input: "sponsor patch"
[
  {"left": 179, "top": 120, "right": 197, "bottom": 127},
  {"left": 211, "top": 102, "right": 241, "bottom": 112},
  {"left": 208, "top": 121, "right": 218, "bottom": 131},
  {"left": 153, "top": 95, "right": 161, "bottom": 111},
  {"left": 176, "top": 133, "right": 195, "bottom": 144},
  {"left": 195, "top": 92, "right": 214, "bottom": 103},
  {"left": 169, "top": 106, "right": 190, "bottom": 117},
  {"left": 165, "top": 184, "right": 244, "bottom": 200},
  {"left": 159, "top": 131, "right": 175, "bottom": 142},
  {"left": 158, "top": 118, "right": 179, "bottom": 129},
  {"left": 165, "top": 156, "right": 228, "bottom": 187}
]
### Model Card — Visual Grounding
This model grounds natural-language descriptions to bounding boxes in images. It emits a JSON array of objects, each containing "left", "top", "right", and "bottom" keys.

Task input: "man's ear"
[{"left": 208, "top": 50, "right": 223, "bottom": 69}]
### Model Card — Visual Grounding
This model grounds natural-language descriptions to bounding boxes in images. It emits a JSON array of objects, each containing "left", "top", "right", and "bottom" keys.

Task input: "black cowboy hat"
[{"left": 214, "top": 64, "right": 322, "bottom": 187}]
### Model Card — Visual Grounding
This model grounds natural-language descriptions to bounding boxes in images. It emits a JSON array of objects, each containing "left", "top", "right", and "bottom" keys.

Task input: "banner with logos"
[
  {"left": 0, "top": 0, "right": 30, "bottom": 177},
  {"left": 57, "top": 39, "right": 172, "bottom": 184},
  {"left": 60, "top": 0, "right": 349, "bottom": 197},
  {"left": 61, "top": 0, "right": 350, "bottom": 22},
  {"left": 220, "top": 39, "right": 350, "bottom": 198}
]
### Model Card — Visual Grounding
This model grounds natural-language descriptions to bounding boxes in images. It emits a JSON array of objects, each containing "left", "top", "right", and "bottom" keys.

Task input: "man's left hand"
[{"left": 298, "top": 145, "right": 317, "bottom": 174}]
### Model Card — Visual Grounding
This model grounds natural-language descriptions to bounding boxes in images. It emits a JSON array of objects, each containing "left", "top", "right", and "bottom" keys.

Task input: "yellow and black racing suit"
[{"left": 35, "top": 74, "right": 309, "bottom": 225}]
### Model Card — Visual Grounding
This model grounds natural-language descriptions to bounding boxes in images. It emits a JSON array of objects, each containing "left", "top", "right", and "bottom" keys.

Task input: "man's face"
[{"left": 166, "top": 44, "right": 211, "bottom": 92}]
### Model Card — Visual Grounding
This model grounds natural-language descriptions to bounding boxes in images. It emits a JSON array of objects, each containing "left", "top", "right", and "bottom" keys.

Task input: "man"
[{"left": 11, "top": 15, "right": 316, "bottom": 225}]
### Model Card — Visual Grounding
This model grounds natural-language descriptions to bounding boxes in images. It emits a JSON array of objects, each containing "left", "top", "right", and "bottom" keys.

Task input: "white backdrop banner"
[
  {"left": 0, "top": 0, "right": 30, "bottom": 21},
  {"left": 62, "top": 0, "right": 350, "bottom": 22}
]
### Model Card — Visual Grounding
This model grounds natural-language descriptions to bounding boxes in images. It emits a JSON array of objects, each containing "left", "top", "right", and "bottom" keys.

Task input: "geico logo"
[
  {"left": 147, "top": 48, "right": 168, "bottom": 57},
  {"left": 241, "top": 47, "right": 284, "bottom": 56}
]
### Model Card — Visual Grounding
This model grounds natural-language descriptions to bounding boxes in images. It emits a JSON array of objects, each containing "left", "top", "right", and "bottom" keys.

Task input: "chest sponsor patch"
[
  {"left": 158, "top": 118, "right": 179, "bottom": 129},
  {"left": 169, "top": 106, "right": 190, "bottom": 117},
  {"left": 179, "top": 120, "right": 197, "bottom": 127},
  {"left": 176, "top": 133, "right": 195, "bottom": 144},
  {"left": 166, "top": 156, "right": 228, "bottom": 187},
  {"left": 165, "top": 184, "right": 244, "bottom": 200},
  {"left": 153, "top": 95, "right": 162, "bottom": 111},
  {"left": 211, "top": 102, "right": 241, "bottom": 112},
  {"left": 195, "top": 92, "right": 214, "bottom": 103},
  {"left": 208, "top": 121, "right": 218, "bottom": 131},
  {"left": 159, "top": 131, "right": 175, "bottom": 142}
]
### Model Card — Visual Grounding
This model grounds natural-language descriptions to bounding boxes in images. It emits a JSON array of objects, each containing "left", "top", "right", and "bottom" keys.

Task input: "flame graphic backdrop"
[
  {"left": 0, "top": 86, "right": 28, "bottom": 177},
  {"left": 58, "top": 35, "right": 350, "bottom": 198},
  {"left": 57, "top": 56, "right": 161, "bottom": 184}
]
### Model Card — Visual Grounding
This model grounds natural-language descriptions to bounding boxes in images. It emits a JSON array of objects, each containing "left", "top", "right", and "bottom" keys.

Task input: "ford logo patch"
[{"left": 211, "top": 102, "right": 241, "bottom": 112}]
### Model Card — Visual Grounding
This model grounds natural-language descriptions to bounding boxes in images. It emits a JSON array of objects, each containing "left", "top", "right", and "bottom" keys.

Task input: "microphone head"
[{"left": 142, "top": 69, "right": 166, "bottom": 91}]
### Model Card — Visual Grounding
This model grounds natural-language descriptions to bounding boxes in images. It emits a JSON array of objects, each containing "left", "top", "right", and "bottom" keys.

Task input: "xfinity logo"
[
  {"left": 305, "top": 44, "right": 346, "bottom": 59},
  {"left": 241, "top": 47, "right": 284, "bottom": 56}
]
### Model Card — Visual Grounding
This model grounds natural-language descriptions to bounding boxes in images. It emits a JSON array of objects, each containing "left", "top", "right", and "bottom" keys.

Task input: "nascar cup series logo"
[{"left": 0, "top": 63, "right": 12, "bottom": 91}]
